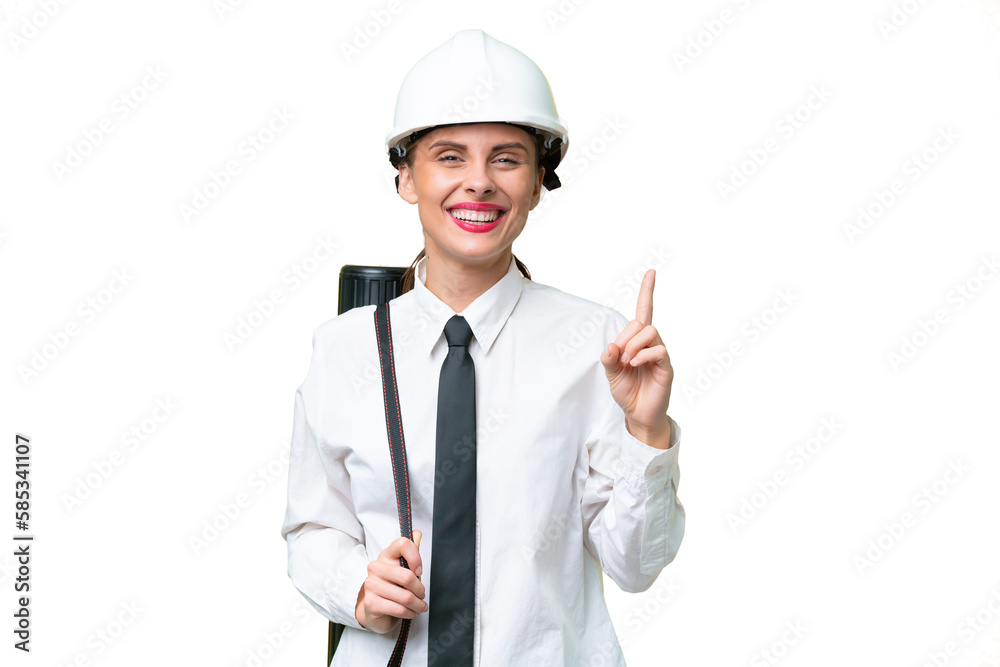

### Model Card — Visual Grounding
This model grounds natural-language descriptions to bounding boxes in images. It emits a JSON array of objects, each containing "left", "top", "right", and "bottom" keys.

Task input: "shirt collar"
[{"left": 412, "top": 254, "right": 523, "bottom": 357}]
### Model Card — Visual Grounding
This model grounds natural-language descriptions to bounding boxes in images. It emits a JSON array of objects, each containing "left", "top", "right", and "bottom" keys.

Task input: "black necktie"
[{"left": 428, "top": 315, "right": 476, "bottom": 665}]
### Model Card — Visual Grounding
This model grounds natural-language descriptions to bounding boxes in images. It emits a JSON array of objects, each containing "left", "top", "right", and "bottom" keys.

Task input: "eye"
[
  {"left": 495, "top": 155, "right": 522, "bottom": 165},
  {"left": 437, "top": 154, "right": 461, "bottom": 162}
]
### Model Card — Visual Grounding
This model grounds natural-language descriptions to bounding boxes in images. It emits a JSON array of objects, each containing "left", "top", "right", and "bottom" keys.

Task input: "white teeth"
[{"left": 451, "top": 208, "right": 502, "bottom": 223}]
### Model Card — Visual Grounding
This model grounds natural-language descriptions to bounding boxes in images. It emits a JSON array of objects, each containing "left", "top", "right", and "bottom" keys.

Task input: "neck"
[{"left": 423, "top": 249, "right": 512, "bottom": 313}]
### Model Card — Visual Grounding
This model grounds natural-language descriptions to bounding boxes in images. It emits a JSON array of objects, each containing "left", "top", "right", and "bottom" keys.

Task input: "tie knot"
[{"left": 444, "top": 315, "right": 473, "bottom": 348}]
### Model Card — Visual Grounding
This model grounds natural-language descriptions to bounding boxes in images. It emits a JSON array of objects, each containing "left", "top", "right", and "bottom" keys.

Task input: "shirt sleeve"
[
  {"left": 280, "top": 329, "right": 370, "bottom": 630},
  {"left": 580, "top": 381, "right": 685, "bottom": 594}
]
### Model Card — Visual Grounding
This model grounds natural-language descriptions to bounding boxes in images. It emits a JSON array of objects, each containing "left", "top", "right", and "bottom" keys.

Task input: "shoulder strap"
[{"left": 373, "top": 301, "right": 413, "bottom": 667}]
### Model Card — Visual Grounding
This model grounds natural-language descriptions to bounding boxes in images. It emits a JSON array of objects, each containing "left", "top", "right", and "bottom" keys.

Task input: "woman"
[{"left": 282, "top": 29, "right": 684, "bottom": 666}]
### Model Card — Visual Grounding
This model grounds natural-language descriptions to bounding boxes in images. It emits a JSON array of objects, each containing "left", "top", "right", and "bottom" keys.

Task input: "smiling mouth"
[{"left": 448, "top": 208, "right": 506, "bottom": 224}]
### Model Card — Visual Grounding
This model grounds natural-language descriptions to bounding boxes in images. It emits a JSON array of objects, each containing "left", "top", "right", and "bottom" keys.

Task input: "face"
[{"left": 397, "top": 122, "right": 545, "bottom": 272}]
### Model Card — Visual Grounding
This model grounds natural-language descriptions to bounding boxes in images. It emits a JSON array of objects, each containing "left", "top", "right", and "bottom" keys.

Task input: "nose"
[{"left": 463, "top": 157, "right": 495, "bottom": 197}]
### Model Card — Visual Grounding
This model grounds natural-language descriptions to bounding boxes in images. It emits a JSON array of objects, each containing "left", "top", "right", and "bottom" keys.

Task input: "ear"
[
  {"left": 528, "top": 166, "right": 545, "bottom": 210},
  {"left": 397, "top": 161, "right": 418, "bottom": 205}
]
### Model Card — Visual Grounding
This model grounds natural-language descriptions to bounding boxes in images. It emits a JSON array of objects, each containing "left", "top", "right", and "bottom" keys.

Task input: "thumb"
[
  {"left": 602, "top": 342, "right": 623, "bottom": 375},
  {"left": 412, "top": 530, "right": 423, "bottom": 578}
]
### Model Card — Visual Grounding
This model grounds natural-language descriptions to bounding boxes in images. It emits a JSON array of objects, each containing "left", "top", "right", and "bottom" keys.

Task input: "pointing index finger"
[{"left": 635, "top": 269, "right": 655, "bottom": 326}]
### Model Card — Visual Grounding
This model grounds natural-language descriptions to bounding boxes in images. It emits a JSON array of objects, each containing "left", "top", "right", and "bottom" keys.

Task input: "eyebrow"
[{"left": 427, "top": 140, "right": 530, "bottom": 153}]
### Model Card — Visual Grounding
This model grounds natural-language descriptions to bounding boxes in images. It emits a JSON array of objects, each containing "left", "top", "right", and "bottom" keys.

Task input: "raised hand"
[{"left": 599, "top": 269, "right": 674, "bottom": 449}]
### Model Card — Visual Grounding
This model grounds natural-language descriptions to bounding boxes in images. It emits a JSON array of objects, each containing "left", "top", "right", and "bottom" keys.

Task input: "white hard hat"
[{"left": 386, "top": 29, "right": 569, "bottom": 190}]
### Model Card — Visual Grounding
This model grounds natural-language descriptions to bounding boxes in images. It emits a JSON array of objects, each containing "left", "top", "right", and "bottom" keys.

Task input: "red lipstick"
[
  {"left": 449, "top": 202, "right": 505, "bottom": 211},
  {"left": 447, "top": 202, "right": 507, "bottom": 233}
]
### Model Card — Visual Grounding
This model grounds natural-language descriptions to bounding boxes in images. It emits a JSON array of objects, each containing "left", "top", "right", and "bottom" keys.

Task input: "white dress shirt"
[{"left": 281, "top": 254, "right": 685, "bottom": 666}]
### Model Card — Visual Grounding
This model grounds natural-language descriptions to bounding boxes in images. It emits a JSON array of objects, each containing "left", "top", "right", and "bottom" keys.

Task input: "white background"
[{"left": 2, "top": 0, "right": 1000, "bottom": 665}]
